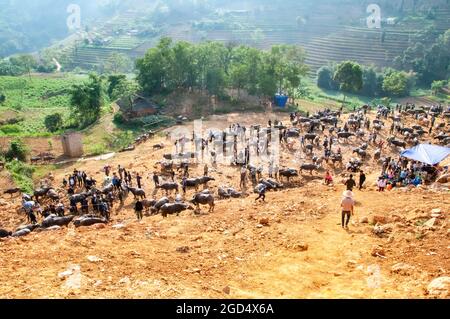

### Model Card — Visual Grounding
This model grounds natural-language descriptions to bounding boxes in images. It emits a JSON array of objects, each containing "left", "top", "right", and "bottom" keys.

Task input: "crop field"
[{"left": 0, "top": 75, "right": 86, "bottom": 136}]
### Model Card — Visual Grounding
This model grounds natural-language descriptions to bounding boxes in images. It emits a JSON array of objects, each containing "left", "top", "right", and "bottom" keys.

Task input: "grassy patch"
[{"left": 5, "top": 160, "right": 35, "bottom": 193}]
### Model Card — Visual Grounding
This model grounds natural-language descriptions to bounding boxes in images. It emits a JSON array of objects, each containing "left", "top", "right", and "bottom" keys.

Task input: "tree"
[
  {"left": 107, "top": 74, "right": 127, "bottom": 97},
  {"left": 317, "top": 66, "right": 334, "bottom": 90},
  {"left": 136, "top": 37, "right": 173, "bottom": 95},
  {"left": 0, "top": 93, "right": 5, "bottom": 104},
  {"left": 103, "top": 52, "right": 133, "bottom": 74},
  {"left": 70, "top": 74, "right": 107, "bottom": 127},
  {"left": 44, "top": 113, "right": 63, "bottom": 132},
  {"left": 382, "top": 70, "right": 410, "bottom": 97},
  {"left": 112, "top": 79, "right": 140, "bottom": 113},
  {"left": 431, "top": 80, "right": 447, "bottom": 95},
  {"left": 361, "top": 66, "right": 379, "bottom": 97},
  {"left": 9, "top": 54, "right": 37, "bottom": 78},
  {"left": 333, "top": 61, "right": 363, "bottom": 104},
  {"left": 5, "top": 138, "right": 29, "bottom": 162}
]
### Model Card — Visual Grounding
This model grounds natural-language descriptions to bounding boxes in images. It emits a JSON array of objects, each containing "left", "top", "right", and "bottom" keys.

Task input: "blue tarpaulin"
[
  {"left": 400, "top": 144, "right": 450, "bottom": 165},
  {"left": 274, "top": 94, "right": 288, "bottom": 107}
]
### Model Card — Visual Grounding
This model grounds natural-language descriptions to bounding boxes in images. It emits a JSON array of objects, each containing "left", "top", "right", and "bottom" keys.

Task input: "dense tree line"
[
  {"left": 394, "top": 29, "right": 450, "bottom": 86},
  {"left": 135, "top": 37, "right": 309, "bottom": 99},
  {"left": 317, "top": 61, "right": 416, "bottom": 98}
]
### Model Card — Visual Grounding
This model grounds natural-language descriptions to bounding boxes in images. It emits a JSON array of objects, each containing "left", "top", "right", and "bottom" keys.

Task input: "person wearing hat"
[{"left": 341, "top": 190, "right": 355, "bottom": 230}]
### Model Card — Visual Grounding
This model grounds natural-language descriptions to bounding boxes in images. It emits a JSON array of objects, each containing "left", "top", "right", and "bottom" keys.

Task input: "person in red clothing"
[{"left": 324, "top": 171, "right": 333, "bottom": 185}]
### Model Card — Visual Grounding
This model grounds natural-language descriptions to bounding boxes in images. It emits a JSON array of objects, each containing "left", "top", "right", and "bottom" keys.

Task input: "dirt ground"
[{"left": 0, "top": 111, "right": 448, "bottom": 299}]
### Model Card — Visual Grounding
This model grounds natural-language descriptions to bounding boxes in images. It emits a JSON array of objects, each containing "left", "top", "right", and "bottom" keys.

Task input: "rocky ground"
[{"left": 0, "top": 112, "right": 448, "bottom": 299}]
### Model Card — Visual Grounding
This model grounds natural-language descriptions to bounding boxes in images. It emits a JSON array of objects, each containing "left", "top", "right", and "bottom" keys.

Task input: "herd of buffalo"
[{"left": 1, "top": 103, "right": 448, "bottom": 239}]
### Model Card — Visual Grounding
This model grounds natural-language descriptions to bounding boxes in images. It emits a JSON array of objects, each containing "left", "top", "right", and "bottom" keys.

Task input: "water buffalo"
[
  {"left": 151, "top": 197, "right": 170, "bottom": 214},
  {"left": 12, "top": 228, "right": 31, "bottom": 237},
  {"left": 337, "top": 132, "right": 354, "bottom": 141},
  {"left": 33, "top": 187, "right": 52, "bottom": 202},
  {"left": 158, "top": 182, "right": 179, "bottom": 195},
  {"left": 353, "top": 148, "right": 367, "bottom": 159},
  {"left": 127, "top": 186, "right": 146, "bottom": 199},
  {"left": 300, "top": 163, "right": 319, "bottom": 175},
  {"left": 304, "top": 133, "right": 317, "bottom": 143},
  {"left": 259, "top": 179, "right": 283, "bottom": 190},
  {"left": 141, "top": 199, "right": 157, "bottom": 214},
  {"left": 0, "top": 229, "right": 12, "bottom": 238},
  {"left": 42, "top": 215, "right": 75, "bottom": 228},
  {"left": 388, "top": 138, "right": 407, "bottom": 148},
  {"left": 191, "top": 193, "right": 215, "bottom": 213},
  {"left": 46, "top": 189, "right": 60, "bottom": 201},
  {"left": 74, "top": 215, "right": 108, "bottom": 228},
  {"left": 160, "top": 203, "right": 194, "bottom": 218},
  {"left": 279, "top": 168, "right": 299, "bottom": 182},
  {"left": 4, "top": 188, "right": 21, "bottom": 197},
  {"left": 218, "top": 187, "right": 242, "bottom": 199}
]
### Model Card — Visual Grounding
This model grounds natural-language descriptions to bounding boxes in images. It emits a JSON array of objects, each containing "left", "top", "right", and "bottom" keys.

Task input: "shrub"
[
  {"left": 113, "top": 112, "right": 126, "bottom": 124},
  {"left": 44, "top": 113, "right": 63, "bottom": 132},
  {"left": 5, "top": 160, "right": 35, "bottom": 193},
  {"left": 5, "top": 138, "right": 29, "bottom": 161},
  {"left": 0, "top": 124, "right": 22, "bottom": 135}
]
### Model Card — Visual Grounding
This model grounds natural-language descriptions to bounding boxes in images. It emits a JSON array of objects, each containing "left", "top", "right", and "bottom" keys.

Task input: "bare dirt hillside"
[{"left": 0, "top": 112, "right": 448, "bottom": 299}]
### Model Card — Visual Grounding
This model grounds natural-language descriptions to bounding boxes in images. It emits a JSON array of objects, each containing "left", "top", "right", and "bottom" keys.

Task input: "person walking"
[
  {"left": 136, "top": 173, "right": 142, "bottom": 189},
  {"left": 345, "top": 174, "right": 356, "bottom": 191},
  {"left": 340, "top": 190, "right": 354, "bottom": 230},
  {"left": 152, "top": 172, "right": 160, "bottom": 188},
  {"left": 134, "top": 200, "right": 144, "bottom": 221},
  {"left": 359, "top": 170, "right": 366, "bottom": 190}
]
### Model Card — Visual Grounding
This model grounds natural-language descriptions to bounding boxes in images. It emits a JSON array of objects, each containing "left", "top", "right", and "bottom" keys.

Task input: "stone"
[
  {"left": 87, "top": 256, "right": 103, "bottom": 263},
  {"left": 112, "top": 224, "right": 126, "bottom": 229},
  {"left": 431, "top": 208, "right": 441, "bottom": 214},
  {"left": 223, "top": 286, "right": 231, "bottom": 294},
  {"left": 371, "top": 215, "right": 389, "bottom": 225},
  {"left": 371, "top": 245, "right": 386, "bottom": 257},
  {"left": 423, "top": 218, "right": 437, "bottom": 228},
  {"left": 259, "top": 218, "right": 270, "bottom": 226},
  {"left": 391, "top": 263, "right": 415, "bottom": 276},
  {"left": 291, "top": 243, "right": 308, "bottom": 252},
  {"left": 176, "top": 246, "right": 190, "bottom": 253},
  {"left": 359, "top": 216, "right": 369, "bottom": 224},
  {"left": 427, "top": 277, "right": 450, "bottom": 298}
]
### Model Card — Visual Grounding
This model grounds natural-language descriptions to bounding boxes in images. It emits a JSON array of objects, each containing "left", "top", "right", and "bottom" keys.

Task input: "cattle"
[
  {"left": 286, "top": 128, "right": 300, "bottom": 138},
  {"left": 127, "top": 186, "right": 146, "bottom": 199},
  {"left": 329, "top": 154, "right": 343, "bottom": 166},
  {"left": 304, "top": 133, "right": 317, "bottom": 143},
  {"left": 388, "top": 138, "right": 407, "bottom": 148},
  {"left": 279, "top": 168, "right": 299, "bottom": 183},
  {"left": 74, "top": 215, "right": 108, "bottom": 228},
  {"left": 3, "top": 188, "right": 21, "bottom": 197},
  {"left": 374, "top": 149, "right": 382, "bottom": 161},
  {"left": 158, "top": 182, "right": 179, "bottom": 195},
  {"left": 160, "top": 203, "right": 194, "bottom": 218},
  {"left": 300, "top": 163, "right": 319, "bottom": 175},
  {"left": 16, "top": 224, "right": 40, "bottom": 232},
  {"left": 141, "top": 199, "right": 157, "bottom": 214},
  {"left": 353, "top": 148, "right": 367, "bottom": 159},
  {"left": 46, "top": 189, "right": 60, "bottom": 201},
  {"left": 259, "top": 179, "right": 283, "bottom": 190},
  {"left": 191, "top": 193, "right": 215, "bottom": 213},
  {"left": 151, "top": 197, "right": 170, "bottom": 214},
  {"left": 42, "top": 215, "right": 75, "bottom": 228},
  {"left": 218, "top": 187, "right": 242, "bottom": 199},
  {"left": 33, "top": 187, "right": 52, "bottom": 203},
  {"left": 0, "top": 229, "right": 12, "bottom": 238},
  {"left": 153, "top": 143, "right": 165, "bottom": 150},
  {"left": 337, "top": 132, "right": 354, "bottom": 141},
  {"left": 12, "top": 228, "right": 31, "bottom": 237}
]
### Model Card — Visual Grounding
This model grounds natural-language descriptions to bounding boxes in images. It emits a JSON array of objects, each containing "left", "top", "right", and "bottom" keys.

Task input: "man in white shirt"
[{"left": 341, "top": 190, "right": 355, "bottom": 230}]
